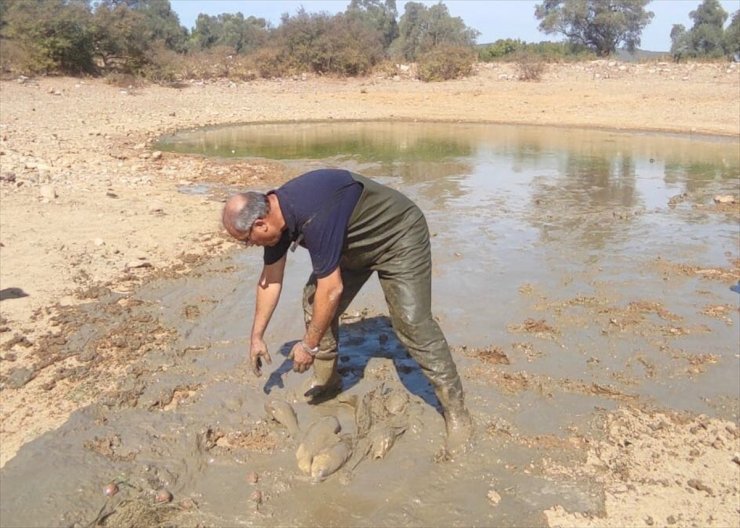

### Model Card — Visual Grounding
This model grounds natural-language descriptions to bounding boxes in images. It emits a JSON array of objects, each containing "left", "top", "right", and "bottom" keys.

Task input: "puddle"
[{"left": 2, "top": 122, "right": 738, "bottom": 527}]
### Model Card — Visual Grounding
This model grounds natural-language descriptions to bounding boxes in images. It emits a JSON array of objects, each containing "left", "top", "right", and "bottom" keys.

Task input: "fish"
[
  {"left": 264, "top": 399, "right": 300, "bottom": 437},
  {"left": 383, "top": 389, "right": 409, "bottom": 415},
  {"left": 295, "top": 415, "right": 341, "bottom": 474},
  {"left": 354, "top": 391, "right": 373, "bottom": 439},
  {"left": 310, "top": 436, "right": 352, "bottom": 482},
  {"left": 368, "top": 424, "right": 406, "bottom": 459}
]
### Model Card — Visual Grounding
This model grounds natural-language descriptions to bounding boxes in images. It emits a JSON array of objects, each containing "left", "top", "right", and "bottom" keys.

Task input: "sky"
[{"left": 170, "top": 0, "right": 740, "bottom": 52}]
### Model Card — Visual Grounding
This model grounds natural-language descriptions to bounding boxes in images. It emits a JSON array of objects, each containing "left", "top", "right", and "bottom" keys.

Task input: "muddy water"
[{"left": 2, "top": 123, "right": 738, "bottom": 527}]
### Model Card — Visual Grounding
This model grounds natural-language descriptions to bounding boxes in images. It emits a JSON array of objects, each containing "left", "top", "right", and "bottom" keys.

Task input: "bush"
[
  {"left": 417, "top": 45, "right": 475, "bottom": 82},
  {"left": 515, "top": 53, "right": 545, "bottom": 81},
  {"left": 249, "top": 46, "right": 292, "bottom": 78}
]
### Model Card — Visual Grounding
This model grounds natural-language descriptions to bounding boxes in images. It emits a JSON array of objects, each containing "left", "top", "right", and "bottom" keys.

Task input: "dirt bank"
[{"left": 0, "top": 61, "right": 738, "bottom": 527}]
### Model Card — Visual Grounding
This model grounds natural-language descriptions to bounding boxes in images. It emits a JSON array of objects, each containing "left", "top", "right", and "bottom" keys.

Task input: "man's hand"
[
  {"left": 249, "top": 338, "right": 272, "bottom": 377},
  {"left": 290, "top": 341, "right": 315, "bottom": 373}
]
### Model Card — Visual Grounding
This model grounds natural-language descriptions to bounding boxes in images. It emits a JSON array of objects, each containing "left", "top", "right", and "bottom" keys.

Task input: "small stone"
[
  {"left": 126, "top": 260, "right": 152, "bottom": 270},
  {"left": 94, "top": 238, "right": 105, "bottom": 247},
  {"left": 246, "top": 471, "right": 259, "bottom": 484},
  {"left": 179, "top": 498, "right": 197, "bottom": 510},
  {"left": 151, "top": 151, "right": 162, "bottom": 160},
  {"left": 487, "top": 489, "right": 502, "bottom": 505},
  {"left": 39, "top": 185, "right": 57, "bottom": 200},
  {"left": 249, "top": 489, "right": 262, "bottom": 504},
  {"left": 687, "top": 478, "right": 713, "bottom": 495},
  {"left": 7, "top": 367, "right": 35, "bottom": 388},
  {"left": 666, "top": 515, "right": 677, "bottom": 525},
  {"left": 103, "top": 482, "right": 119, "bottom": 497},
  {"left": 645, "top": 516, "right": 654, "bottom": 526},
  {"left": 713, "top": 195, "right": 735, "bottom": 204},
  {"left": 155, "top": 489, "right": 173, "bottom": 503}
]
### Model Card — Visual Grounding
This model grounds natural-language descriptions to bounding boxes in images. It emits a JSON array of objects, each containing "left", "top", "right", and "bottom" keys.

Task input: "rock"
[
  {"left": 713, "top": 195, "right": 735, "bottom": 204},
  {"left": 126, "top": 260, "right": 152, "bottom": 270},
  {"left": 151, "top": 151, "right": 162, "bottom": 160},
  {"left": 93, "top": 238, "right": 105, "bottom": 247},
  {"left": 39, "top": 185, "right": 57, "bottom": 200},
  {"left": 487, "top": 489, "right": 502, "bottom": 505},
  {"left": 249, "top": 489, "right": 262, "bottom": 504},
  {"left": 154, "top": 489, "right": 173, "bottom": 503},
  {"left": 7, "top": 367, "right": 36, "bottom": 388}
]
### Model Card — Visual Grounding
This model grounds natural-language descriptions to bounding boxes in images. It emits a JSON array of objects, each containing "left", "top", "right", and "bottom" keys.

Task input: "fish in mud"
[
  {"left": 368, "top": 424, "right": 406, "bottom": 459},
  {"left": 383, "top": 389, "right": 409, "bottom": 415},
  {"left": 311, "top": 436, "right": 353, "bottom": 482},
  {"left": 265, "top": 399, "right": 300, "bottom": 437},
  {"left": 296, "top": 416, "right": 341, "bottom": 474}
]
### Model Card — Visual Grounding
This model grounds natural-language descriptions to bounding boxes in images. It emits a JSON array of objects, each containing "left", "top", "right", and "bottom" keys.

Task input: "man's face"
[{"left": 240, "top": 218, "right": 281, "bottom": 247}]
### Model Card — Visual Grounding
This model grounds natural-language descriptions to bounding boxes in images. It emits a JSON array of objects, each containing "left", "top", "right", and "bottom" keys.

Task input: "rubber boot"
[
  {"left": 303, "top": 351, "right": 342, "bottom": 405},
  {"left": 433, "top": 383, "right": 473, "bottom": 459}
]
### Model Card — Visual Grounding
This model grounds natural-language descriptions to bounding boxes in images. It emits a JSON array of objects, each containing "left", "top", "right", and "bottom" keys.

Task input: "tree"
[
  {"left": 1, "top": 0, "right": 96, "bottom": 74},
  {"left": 265, "top": 8, "right": 384, "bottom": 75},
  {"left": 534, "top": 0, "right": 654, "bottom": 56},
  {"left": 669, "top": 24, "right": 690, "bottom": 62},
  {"left": 393, "top": 2, "right": 479, "bottom": 61},
  {"left": 346, "top": 0, "right": 398, "bottom": 49},
  {"left": 725, "top": 10, "right": 740, "bottom": 58},
  {"left": 189, "top": 13, "right": 269, "bottom": 53},
  {"left": 687, "top": 0, "right": 727, "bottom": 57}
]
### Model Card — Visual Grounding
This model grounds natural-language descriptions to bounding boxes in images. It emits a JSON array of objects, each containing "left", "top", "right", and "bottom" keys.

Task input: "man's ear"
[{"left": 253, "top": 218, "right": 267, "bottom": 231}]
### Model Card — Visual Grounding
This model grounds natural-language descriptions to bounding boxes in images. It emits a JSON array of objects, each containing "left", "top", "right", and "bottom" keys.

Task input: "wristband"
[{"left": 301, "top": 341, "right": 319, "bottom": 356}]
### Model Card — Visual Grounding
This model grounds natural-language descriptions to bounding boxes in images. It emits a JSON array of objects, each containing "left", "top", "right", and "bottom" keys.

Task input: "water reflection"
[{"left": 157, "top": 121, "right": 739, "bottom": 253}]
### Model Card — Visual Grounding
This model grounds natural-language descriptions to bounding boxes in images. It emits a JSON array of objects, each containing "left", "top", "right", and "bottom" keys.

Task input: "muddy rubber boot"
[
  {"left": 303, "top": 352, "right": 342, "bottom": 405},
  {"left": 434, "top": 383, "right": 474, "bottom": 459}
]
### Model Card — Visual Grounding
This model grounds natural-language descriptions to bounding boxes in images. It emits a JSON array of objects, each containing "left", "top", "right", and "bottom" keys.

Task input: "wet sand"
[{"left": 0, "top": 61, "right": 739, "bottom": 527}]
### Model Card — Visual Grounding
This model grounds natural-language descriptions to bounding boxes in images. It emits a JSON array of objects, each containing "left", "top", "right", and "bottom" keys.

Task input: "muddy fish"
[
  {"left": 368, "top": 424, "right": 406, "bottom": 459},
  {"left": 265, "top": 399, "right": 300, "bottom": 437},
  {"left": 296, "top": 415, "right": 341, "bottom": 474},
  {"left": 383, "top": 389, "right": 409, "bottom": 415},
  {"left": 310, "top": 436, "right": 352, "bottom": 482}
]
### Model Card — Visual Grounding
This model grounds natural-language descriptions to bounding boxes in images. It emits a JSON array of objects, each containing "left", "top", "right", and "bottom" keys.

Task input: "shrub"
[
  {"left": 515, "top": 52, "right": 545, "bottom": 81},
  {"left": 417, "top": 45, "right": 475, "bottom": 82}
]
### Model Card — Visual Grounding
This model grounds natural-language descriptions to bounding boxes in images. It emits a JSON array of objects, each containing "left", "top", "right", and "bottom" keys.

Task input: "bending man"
[{"left": 222, "top": 168, "right": 472, "bottom": 457}]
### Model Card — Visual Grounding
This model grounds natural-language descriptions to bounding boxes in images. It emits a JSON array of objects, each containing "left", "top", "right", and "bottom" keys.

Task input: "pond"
[{"left": 2, "top": 122, "right": 737, "bottom": 528}]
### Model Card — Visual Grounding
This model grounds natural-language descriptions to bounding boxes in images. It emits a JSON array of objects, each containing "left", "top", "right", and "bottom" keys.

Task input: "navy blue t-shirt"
[{"left": 264, "top": 169, "right": 362, "bottom": 278}]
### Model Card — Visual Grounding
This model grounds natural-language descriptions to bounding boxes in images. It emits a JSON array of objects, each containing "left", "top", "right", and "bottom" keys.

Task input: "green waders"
[{"left": 302, "top": 173, "right": 472, "bottom": 456}]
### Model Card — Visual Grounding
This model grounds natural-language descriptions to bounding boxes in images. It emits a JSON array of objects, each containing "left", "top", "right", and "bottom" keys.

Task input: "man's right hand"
[{"left": 249, "top": 338, "right": 272, "bottom": 377}]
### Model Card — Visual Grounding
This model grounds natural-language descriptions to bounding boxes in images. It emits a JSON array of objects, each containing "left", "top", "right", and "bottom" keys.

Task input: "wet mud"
[{"left": 1, "top": 129, "right": 739, "bottom": 527}]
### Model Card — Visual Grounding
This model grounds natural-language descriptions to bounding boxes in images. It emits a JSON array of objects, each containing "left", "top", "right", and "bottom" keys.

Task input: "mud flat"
[{"left": 0, "top": 62, "right": 739, "bottom": 527}]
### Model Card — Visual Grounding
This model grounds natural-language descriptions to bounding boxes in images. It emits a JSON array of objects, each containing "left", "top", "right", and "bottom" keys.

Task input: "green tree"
[
  {"left": 669, "top": 23, "right": 690, "bottom": 61},
  {"left": 534, "top": 0, "right": 654, "bottom": 56},
  {"left": 270, "top": 8, "right": 383, "bottom": 75},
  {"left": 394, "top": 2, "right": 479, "bottom": 61},
  {"left": 91, "top": 1, "right": 149, "bottom": 71},
  {"left": 1, "top": 0, "right": 96, "bottom": 74},
  {"left": 687, "top": 0, "right": 728, "bottom": 57},
  {"left": 189, "top": 13, "right": 268, "bottom": 53},
  {"left": 346, "top": 0, "right": 399, "bottom": 49},
  {"left": 725, "top": 10, "right": 740, "bottom": 58}
]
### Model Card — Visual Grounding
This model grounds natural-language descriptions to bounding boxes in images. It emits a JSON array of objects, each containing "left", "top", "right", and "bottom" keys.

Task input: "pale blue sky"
[{"left": 170, "top": 0, "right": 740, "bottom": 52}]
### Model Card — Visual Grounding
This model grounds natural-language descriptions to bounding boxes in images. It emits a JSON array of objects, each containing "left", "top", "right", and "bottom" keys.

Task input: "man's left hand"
[{"left": 290, "top": 342, "right": 314, "bottom": 373}]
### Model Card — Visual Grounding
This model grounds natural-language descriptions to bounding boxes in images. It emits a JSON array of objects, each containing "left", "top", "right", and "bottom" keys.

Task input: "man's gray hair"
[{"left": 234, "top": 191, "right": 268, "bottom": 232}]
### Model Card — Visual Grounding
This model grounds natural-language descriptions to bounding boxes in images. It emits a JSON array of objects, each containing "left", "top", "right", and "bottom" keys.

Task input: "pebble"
[
  {"left": 155, "top": 489, "right": 173, "bottom": 503},
  {"left": 249, "top": 489, "right": 262, "bottom": 504},
  {"left": 246, "top": 471, "right": 259, "bottom": 484},
  {"left": 39, "top": 185, "right": 57, "bottom": 200},
  {"left": 487, "top": 489, "right": 501, "bottom": 505},
  {"left": 103, "top": 483, "right": 119, "bottom": 497}
]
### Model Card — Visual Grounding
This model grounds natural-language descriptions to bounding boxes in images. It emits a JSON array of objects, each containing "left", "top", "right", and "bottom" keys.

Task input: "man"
[{"left": 222, "top": 168, "right": 472, "bottom": 457}]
